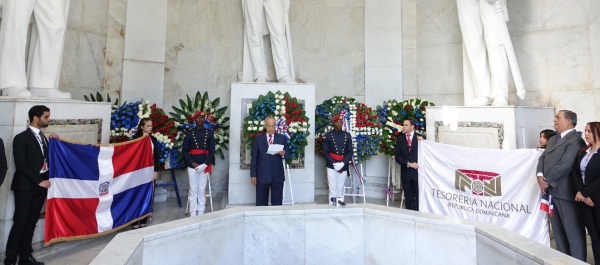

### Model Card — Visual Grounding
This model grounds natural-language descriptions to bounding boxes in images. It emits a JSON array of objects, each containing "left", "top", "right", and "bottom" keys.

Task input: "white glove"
[
  {"left": 195, "top": 164, "right": 207, "bottom": 173},
  {"left": 333, "top": 162, "right": 344, "bottom": 171}
]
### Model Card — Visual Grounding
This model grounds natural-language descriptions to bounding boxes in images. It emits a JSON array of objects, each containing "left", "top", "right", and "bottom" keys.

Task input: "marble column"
[
  {"left": 120, "top": 0, "right": 168, "bottom": 106},
  {"left": 364, "top": 0, "right": 402, "bottom": 199}
]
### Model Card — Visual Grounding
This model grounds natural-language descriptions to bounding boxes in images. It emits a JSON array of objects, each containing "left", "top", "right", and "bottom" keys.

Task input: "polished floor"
[{"left": 37, "top": 196, "right": 593, "bottom": 265}]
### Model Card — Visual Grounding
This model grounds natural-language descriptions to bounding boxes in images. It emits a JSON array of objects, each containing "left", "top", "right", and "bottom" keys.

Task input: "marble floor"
[{"left": 36, "top": 195, "right": 593, "bottom": 265}]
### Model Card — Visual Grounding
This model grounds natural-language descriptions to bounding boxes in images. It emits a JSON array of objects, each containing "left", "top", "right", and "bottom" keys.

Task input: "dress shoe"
[
  {"left": 255, "top": 76, "right": 268, "bottom": 83},
  {"left": 2, "top": 85, "right": 31, "bottom": 97},
  {"left": 492, "top": 96, "right": 508, "bottom": 106},
  {"left": 337, "top": 200, "right": 346, "bottom": 206},
  {"left": 278, "top": 75, "right": 295, "bottom": 83},
  {"left": 18, "top": 255, "right": 43, "bottom": 265},
  {"left": 466, "top": 96, "right": 490, "bottom": 106},
  {"left": 29, "top": 88, "right": 72, "bottom": 99}
]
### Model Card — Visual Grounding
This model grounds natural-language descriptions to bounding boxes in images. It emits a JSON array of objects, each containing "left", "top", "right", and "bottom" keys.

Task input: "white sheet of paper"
[{"left": 267, "top": 144, "right": 284, "bottom": 155}]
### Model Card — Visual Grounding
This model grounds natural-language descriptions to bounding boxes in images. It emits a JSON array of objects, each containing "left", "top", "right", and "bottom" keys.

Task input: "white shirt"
[
  {"left": 560, "top": 128, "right": 575, "bottom": 139},
  {"left": 580, "top": 147, "right": 598, "bottom": 184},
  {"left": 29, "top": 126, "right": 45, "bottom": 155},
  {"left": 406, "top": 132, "right": 412, "bottom": 146},
  {"left": 29, "top": 125, "right": 48, "bottom": 173},
  {"left": 266, "top": 133, "right": 274, "bottom": 145}
]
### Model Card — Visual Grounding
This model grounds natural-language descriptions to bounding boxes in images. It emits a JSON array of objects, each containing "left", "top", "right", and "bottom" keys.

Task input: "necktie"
[
  {"left": 556, "top": 134, "right": 562, "bottom": 143},
  {"left": 407, "top": 133, "right": 412, "bottom": 152},
  {"left": 268, "top": 134, "right": 273, "bottom": 145},
  {"left": 36, "top": 131, "right": 48, "bottom": 158}
]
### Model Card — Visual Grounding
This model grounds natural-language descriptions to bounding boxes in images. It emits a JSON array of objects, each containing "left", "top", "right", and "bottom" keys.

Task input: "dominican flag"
[
  {"left": 540, "top": 193, "right": 554, "bottom": 217},
  {"left": 44, "top": 136, "right": 154, "bottom": 246}
]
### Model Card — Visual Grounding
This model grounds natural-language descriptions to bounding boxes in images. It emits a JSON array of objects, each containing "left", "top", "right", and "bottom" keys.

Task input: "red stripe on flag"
[
  {"left": 112, "top": 137, "right": 154, "bottom": 178},
  {"left": 44, "top": 198, "right": 99, "bottom": 243}
]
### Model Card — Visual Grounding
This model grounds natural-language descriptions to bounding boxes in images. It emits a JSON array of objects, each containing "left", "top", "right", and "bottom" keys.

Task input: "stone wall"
[
  {"left": 403, "top": 0, "right": 600, "bottom": 131},
  {"left": 163, "top": 0, "right": 369, "bottom": 197},
  {"left": 163, "top": 0, "right": 366, "bottom": 113}
]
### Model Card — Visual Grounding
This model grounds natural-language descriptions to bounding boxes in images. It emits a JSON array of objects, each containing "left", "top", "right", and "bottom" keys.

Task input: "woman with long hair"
[
  {"left": 572, "top": 122, "right": 600, "bottom": 262},
  {"left": 131, "top": 118, "right": 160, "bottom": 229},
  {"left": 539, "top": 129, "right": 557, "bottom": 149}
]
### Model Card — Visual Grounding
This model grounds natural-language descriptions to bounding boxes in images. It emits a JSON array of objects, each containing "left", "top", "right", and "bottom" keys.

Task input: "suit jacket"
[
  {"left": 251, "top": 133, "right": 291, "bottom": 184},
  {"left": 395, "top": 132, "right": 422, "bottom": 182},
  {"left": 537, "top": 130, "right": 586, "bottom": 200},
  {"left": 12, "top": 128, "right": 48, "bottom": 191},
  {"left": 572, "top": 150, "right": 600, "bottom": 204},
  {"left": 182, "top": 128, "right": 215, "bottom": 168},
  {"left": 321, "top": 130, "right": 353, "bottom": 171},
  {"left": 0, "top": 138, "right": 7, "bottom": 186}
]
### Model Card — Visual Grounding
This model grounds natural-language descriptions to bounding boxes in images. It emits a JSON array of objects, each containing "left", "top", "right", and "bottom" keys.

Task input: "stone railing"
[{"left": 91, "top": 204, "right": 585, "bottom": 265}]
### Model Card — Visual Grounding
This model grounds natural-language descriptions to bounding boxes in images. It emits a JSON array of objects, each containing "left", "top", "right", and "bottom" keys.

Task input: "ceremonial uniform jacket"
[
  {"left": 322, "top": 130, "right": 353, "bottom": 172},
  {"left": 182, "top": 127, "right": 215, "bottom": 168}
]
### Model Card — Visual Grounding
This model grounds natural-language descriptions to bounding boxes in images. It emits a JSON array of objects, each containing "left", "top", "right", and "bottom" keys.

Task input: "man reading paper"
[{"left": 250, "top": 116, "right": 290, "bottom": 206}]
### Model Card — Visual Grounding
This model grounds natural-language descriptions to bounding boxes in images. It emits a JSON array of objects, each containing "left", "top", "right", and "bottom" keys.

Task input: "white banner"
[{"left": 419, "top": 141, "right": 549, "bottom": 245}]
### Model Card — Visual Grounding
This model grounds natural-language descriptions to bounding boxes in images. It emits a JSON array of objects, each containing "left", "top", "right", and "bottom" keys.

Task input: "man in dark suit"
[
  {"left": 182, "top": 110, "right": 215, "bottom": 216},
  {"left": 537, "top": 110, "right": 587, "bottom": 261},
  {"left": 250, "top": 116, "right": 290, "bottom": 206},
  {"left": 5, "top": 105, "right": 57, "bottom": 265},
  {"left": 0, "top": 138, "right": 7, "bottom": 187},
  {"left": 322, "top": 115, "right": 352, "bottom": 206},
  {"left": 394, "top": 119, "right": 422, "bottom": 211}
]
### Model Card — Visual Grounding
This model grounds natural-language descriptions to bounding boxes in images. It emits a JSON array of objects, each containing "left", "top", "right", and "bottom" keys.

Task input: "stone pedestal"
[
  {"left": 425, "top": 106, "right": 555, "bottom": 149},
  {"left": 0, "top": 98, "right": 112, "bottom": 256},
  {"left": 228, "top": 83, "right": 315, "bottom": 206}
]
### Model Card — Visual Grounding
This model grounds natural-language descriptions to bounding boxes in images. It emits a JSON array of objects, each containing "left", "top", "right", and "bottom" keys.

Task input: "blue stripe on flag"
[
  {"left": 49, "top": 139, "right": 101, "bottom": 181},
  {"left": 110, "top": 182, "right": 153, "bottom": 228}
]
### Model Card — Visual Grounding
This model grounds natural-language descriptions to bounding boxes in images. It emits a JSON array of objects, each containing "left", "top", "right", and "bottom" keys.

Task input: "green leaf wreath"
[
  {"left": 169, "top": 92, "right": 230, "bottom": 169},
  {"left": 242, "top": 91, "right": 310, "bottom": 165},
  {"left": 376, "top": 98, "right": 435, "bottom": 156}
]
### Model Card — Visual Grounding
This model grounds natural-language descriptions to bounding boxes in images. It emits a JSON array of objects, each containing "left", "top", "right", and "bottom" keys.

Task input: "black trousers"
[
  {"left": 256, "top": 182, "right": 283, "bottom": 206},
  {"left": 402, "top": 179, "right": 419, "bottom": 211},
  {"left": 581, "top": 203, "right": 600, "bottom": 262},
  {"left": 5, "top": 186, "right": 47, "bottom": 264}
]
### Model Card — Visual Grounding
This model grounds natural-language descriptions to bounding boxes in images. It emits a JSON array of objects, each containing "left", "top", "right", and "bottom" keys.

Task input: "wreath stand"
[
  {"left": 343, "top": 162, "right": 366, "bottom": 203},
  {"left": 386, "top": 157, "right": 403, "bottom": 207},
  {"left": 282, "top": 161, "right": 295, "bottom": 205}
]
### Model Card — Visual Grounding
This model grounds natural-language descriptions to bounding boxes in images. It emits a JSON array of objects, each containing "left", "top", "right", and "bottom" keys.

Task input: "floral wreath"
[
  {"left": 243, "top": 91, "right": 310, "bottom": 165},
  {"left": 315, "top": 96, "right": 381, "bottom": 165},
  {"left": 110, "top": 100, "right": 177, "bottom": 169},
  {"left": 169, "top": 92, "right": 230, "bottom": 169},
  {"left": 376, "top": 98, "right": 434, "bottom": 156}
]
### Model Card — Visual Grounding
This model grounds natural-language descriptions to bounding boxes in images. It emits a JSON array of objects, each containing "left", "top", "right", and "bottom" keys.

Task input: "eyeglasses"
[{"left": 264, "top": 125, "right": 275, "bottom": 128}]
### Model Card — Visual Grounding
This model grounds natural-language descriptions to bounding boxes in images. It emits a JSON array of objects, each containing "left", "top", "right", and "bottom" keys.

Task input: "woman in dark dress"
[
  {"left": 572, "top": 122, "right": 600, "bottom": 262},
  {"left": 131, "top": 118, "right": 160, "bottom": 229}
]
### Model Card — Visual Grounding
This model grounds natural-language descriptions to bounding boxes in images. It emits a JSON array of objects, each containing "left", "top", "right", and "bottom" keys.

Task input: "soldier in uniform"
[
  {"left": 322, "top": 115, "right": 353, "bottom": 206},
  {"left": 182, "top": 111, "right": 215, "bottom": 216}
]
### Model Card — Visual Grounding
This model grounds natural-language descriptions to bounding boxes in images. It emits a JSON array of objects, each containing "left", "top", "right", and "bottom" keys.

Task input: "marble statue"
[
  {"left": 0, "top": 0, "right": 72, "bottom": 98},
  {"left": 241, "top": 0, "right": 296, "bottom": 83},
  {"left": 457, "top": 0, "right": 525, "bottom": 106}
]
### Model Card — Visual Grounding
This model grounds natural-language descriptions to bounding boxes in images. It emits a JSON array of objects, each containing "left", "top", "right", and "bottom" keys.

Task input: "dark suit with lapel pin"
[
  {"left": 395, "top": 132, "right": 422, "bottom": 211},
  {"left": 537, "top": 130, "right": 586, "bottom": 261},
  {"left": 251, "top": 133, "right": 290, "bottom": 206},
  {"left": 5, "top": 128, "right": 49, "bottom": 264}
]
